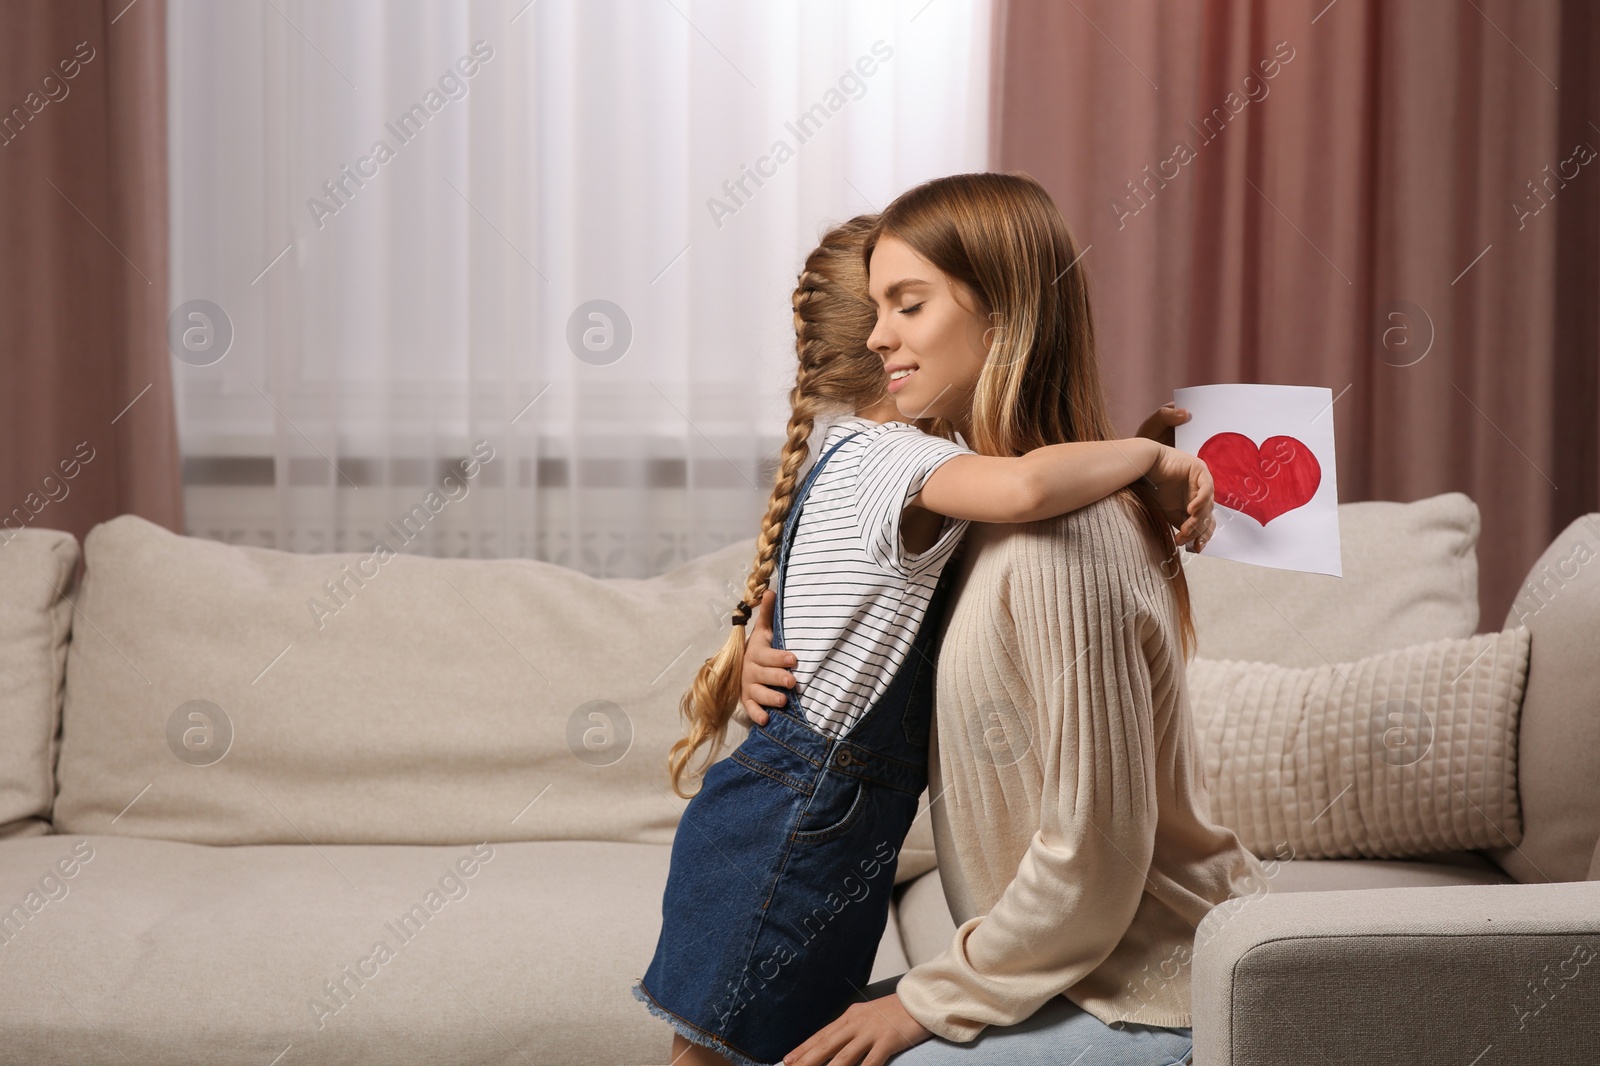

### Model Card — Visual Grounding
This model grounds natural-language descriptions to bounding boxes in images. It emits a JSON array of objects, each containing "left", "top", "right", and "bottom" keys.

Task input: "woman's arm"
[{"left": 912, "top": 438, "right": 1213, "bottom": 545}]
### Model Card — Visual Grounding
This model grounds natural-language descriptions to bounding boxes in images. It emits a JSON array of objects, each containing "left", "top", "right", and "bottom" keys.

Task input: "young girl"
[{"left": 631, "top": 213, "right": 1212, "bottom": 1066}]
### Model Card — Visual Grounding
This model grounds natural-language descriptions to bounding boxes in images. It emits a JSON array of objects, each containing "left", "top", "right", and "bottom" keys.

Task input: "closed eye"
[{"left": 897, "top": 303, "right": 924, "bottom": 315}]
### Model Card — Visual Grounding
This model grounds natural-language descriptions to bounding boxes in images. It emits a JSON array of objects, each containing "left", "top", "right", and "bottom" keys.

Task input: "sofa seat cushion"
[
  {"left": 0, "top": 834, "right": 906, "bottom": 1065},
  {"left": 1260, "top": 851, "right": 1515, "bottom": 892}
]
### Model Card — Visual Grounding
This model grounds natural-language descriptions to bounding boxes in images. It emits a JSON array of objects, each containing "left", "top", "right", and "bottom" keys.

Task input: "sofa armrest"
[{"left": 1191, "top": 881, "right": 1600, "bottom": 1065}]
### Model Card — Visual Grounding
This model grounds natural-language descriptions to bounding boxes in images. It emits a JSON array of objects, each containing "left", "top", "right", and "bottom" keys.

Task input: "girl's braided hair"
[{"left": 666, "top": 215, "right": 953, "bottom": 797}]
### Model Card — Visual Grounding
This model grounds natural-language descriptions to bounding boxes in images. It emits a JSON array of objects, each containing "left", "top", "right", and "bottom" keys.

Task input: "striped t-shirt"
[{"left": 777, "top": 417, "right": 973, "bottom": 739}]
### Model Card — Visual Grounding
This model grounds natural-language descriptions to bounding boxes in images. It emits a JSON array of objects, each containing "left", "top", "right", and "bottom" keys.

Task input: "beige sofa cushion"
[
  {"left": 1, "top": 834, "right": 577, "bottom": 1063},
  {"left": 896, "top": 867, "right": 960, "bottom": 968},
  {"left": 1189, "top": 628, "right": 1529, "bottom": 860},
  {"left": 0, "top": 834, "right": 907, "bottom": 1064},
  {"left": 53, "top": 514, "right": 757, "bottom": 846},
  {"left": 1183, "top": 493, "right": 1479, "bottom": 667},
  {"left": 0, "top": 528, "right": 79, "bottom": 839},
  {"left": 1488, "top": 513, "right": 1600, "bottom": 884},
  {"left": 1261, "top": 852, "right": 1514, "bottom": 892},
  {"left": 896, "top": 788, "right": 939, "bottom": 886}
]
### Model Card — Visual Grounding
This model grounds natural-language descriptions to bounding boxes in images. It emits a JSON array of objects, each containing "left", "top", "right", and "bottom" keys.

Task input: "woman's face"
[{"left": 865, "top": 234, "right": 991, "bottom": 432}]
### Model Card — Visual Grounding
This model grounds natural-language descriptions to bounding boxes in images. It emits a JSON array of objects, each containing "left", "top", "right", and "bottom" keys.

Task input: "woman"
[
  {"left": 741, "top": 172, "right": 1271, "bottom": 1065},
  {"left": 635, "top": 213, "right": 1210, "bottom": 1066}
]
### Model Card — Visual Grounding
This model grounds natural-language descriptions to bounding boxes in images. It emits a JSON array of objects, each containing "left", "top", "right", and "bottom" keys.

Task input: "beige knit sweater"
[{"left": 894, "top": 495, "right": 1274, "bottom": 1041}]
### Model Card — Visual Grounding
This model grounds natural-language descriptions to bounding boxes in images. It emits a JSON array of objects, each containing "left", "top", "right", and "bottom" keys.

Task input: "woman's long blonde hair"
[
  {"left": 861, "top": 171, "right": 1197, "bottom": 656},
  {"left": 667, "top": 215, "right": 954, "bottom": 798}
]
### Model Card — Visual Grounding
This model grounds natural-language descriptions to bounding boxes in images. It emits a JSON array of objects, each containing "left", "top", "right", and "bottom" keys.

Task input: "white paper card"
[{"left": 1173, "top": 383, "right": 1342, "bottom": 577}]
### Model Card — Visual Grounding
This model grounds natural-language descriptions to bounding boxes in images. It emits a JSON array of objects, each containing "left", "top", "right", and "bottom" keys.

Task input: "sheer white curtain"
[{"left": 167, "top": 0, "right": 990, "bottom": 576}]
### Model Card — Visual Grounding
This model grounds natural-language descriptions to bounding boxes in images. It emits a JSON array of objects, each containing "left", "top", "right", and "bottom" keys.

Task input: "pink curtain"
[
  {"left": 990, "top": 0, "right": 1599, "bottom": 627},
  {"left": 0, "top": 0, "right": 183, "bottom": 571}
]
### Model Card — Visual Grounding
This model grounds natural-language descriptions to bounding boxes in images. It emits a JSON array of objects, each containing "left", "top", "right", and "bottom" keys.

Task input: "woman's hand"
[
  {"left": 782, "top": 992, "right": 933, "bottom": 1066},
  {"left": 1136, "top": 401, "right": 1189, "bottom": 447},
  {"left": 1146, "top": 444, "right": 1215, "bottom": 552},
  {"left": 739, "top": 590, "right": 795, "bottom": 727}
]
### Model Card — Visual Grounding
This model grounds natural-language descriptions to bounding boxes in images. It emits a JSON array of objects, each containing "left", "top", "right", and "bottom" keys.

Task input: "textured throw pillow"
[
  {"left": 1489, "top": 512, "right": 1600, "bottom": 884},
  {"left": 0, "top": 528, "right": 79, "bottom": 838},
  {"left": 1188, "top": 628, "right": 1529, "bottom": 860},
  {"left": 1182, "top": 493, "right": 1480, "bottom": 667},
  {"left": 53, "top": 514, "right": 758, "bottom": 846}
]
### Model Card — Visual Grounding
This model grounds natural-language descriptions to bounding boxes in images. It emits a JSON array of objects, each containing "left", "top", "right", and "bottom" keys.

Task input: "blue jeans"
[{"left": 862, "top": 974, "right": 1195, "bottom": 1066}]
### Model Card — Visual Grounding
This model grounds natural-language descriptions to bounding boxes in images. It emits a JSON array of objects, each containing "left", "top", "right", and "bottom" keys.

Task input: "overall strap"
[{"left": 771, "top": 429, "right": 861, "bottom": 648}]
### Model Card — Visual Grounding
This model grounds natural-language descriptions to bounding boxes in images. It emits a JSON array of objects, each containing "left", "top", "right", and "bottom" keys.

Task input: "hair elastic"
[{"left": 730, "top": 600, "right": 754, "bottom": 626}]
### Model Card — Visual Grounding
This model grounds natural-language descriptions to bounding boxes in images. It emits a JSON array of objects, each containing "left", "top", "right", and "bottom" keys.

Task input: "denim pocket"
[{"left": 791, "top": 774, "right": 866, "bottom": 844}]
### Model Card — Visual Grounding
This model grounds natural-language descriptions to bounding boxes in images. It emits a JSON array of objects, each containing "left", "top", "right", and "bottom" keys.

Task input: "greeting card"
[{"left": 1174, "top": 383, "right": 1342, "bottom": 577}]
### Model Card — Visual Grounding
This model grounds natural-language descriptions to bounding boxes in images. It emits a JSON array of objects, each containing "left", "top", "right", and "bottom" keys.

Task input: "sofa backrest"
[
  {"left": 1487, "top": 512, "right": 1600, "bottom": 884},
  {"left": 0, "top": 528, "right": 78, "bottom": 840},
  {"left": 46, "top": 495, "right": 1577, "bottom": 881},
  {"left": 51, "top": 514, "right": 755, "bottom": 846},
  {"left": 1182, "top": 492, "right": 1480, "bottom": 667}
]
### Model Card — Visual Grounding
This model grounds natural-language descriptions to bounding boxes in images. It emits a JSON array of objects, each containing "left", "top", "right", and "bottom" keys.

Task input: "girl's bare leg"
[{"left": 671, "top": 1031, "right": 735, "bottom": 1065}]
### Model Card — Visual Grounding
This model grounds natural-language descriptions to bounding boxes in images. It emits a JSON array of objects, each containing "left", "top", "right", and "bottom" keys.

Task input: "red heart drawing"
[{"left": 1197, "top": 432, "right": 1321, "bottom": 526}]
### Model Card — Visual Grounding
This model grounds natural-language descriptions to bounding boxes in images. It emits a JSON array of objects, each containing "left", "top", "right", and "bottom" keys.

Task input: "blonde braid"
[
  {"left": 666, "top": 278, "right": 832, "bottom": 798},
  {"left": 665, "top": 214, "right": 958, "bottom": 796}
]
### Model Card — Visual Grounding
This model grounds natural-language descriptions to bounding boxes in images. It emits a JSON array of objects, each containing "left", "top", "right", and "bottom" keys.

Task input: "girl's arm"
[{"left": 913, "top": 438, "right": 1211, "bottom": 538}]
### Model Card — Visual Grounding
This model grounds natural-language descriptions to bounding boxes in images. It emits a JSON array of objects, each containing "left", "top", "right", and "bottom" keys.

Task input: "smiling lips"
[{"left": 886, "top": 364, "right": 917, "bottom": 393}]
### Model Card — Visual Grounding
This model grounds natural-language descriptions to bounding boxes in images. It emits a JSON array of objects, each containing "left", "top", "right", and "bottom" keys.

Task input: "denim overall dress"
[{"left": 633, "top": 430, "right": 958, "bottom": 1066}]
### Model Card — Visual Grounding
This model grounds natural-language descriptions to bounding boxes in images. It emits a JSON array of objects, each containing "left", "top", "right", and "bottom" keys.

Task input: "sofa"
[{"left": 0, "top": 492, "right": 1595, "bottom": 1065}]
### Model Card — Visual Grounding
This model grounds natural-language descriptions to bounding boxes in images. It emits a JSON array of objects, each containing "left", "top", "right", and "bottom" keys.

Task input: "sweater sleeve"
[{"left": 894, "top": 505, "right": 1163, "bottom": 1043}]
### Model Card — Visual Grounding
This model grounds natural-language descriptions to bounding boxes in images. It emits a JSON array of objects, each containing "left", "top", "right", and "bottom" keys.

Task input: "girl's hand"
[
  {"left": 782, "top": 992, "right": 933, "bottom": 1066},
  {"left": 1136, "top": 402, "right": 1189, "bottom": 447},
  {"left": 1147, "top": 444, "right": 1215, "bottom": 552},
  {"left": 739, "top": 590, "right": 795, "bottom": 726}
]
